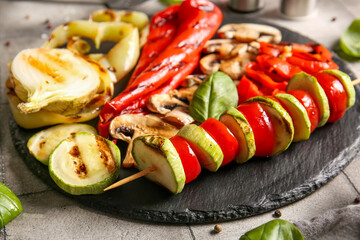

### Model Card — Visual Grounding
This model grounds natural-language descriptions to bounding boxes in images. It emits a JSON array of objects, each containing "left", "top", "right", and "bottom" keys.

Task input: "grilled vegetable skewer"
[{"left": 105, "top": 69, "right": 357, "bottom": 194}]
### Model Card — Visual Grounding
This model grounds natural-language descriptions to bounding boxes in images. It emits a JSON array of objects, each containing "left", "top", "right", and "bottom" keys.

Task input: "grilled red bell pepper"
[
  {"left": 99, "top": 0, "right": 222, "bottom": 138},
  {"left": 256, "top": 55, "right": 302, "bottom": 80},
  {"left": 237, "top": 102, "right": 275, "bottom": 157},
  {"left": 245, "top": 62, "right": 288, "bottom": 91},
  {"left": 237, "top": 75, "right": 264, "bottom": 104},
  {"left": 127, "top": 5, "right": 180, "bottom": 87},
  {"left": 314, "top": 72, "right": 347, "bottom": 123},
  {"left": 286, "top": 56, "right": 339, "bottom": 75},
  {"left": 170, "top": 136, "right": 201, "bottom": 183},
  {"left": 200, "top": 118, "right": 239, "bottom": 166}
]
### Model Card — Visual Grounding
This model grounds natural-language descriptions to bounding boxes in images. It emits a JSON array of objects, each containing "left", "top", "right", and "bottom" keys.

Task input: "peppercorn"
[
  {"left": 354, "top": 197, "right": 360, "bottom": 204},
  {"left": 273, "top": 209, "right": 282, "bottom": 218},
  {"left": 214, "top": 224, "right": 222, "bottom": 233}
]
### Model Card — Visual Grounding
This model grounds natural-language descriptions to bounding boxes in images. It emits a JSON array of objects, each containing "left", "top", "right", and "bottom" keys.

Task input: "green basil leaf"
[
  {"left": 189, "top": 71, "right": 238, "bottom": 123},
  {"left": 0, "top": 183, "right": 23, "bottom": 228},
  {"left": 240, "top": 219, "right": 304, "bottom": 240},
  {"left": 340, "top": 19, "right": 360, "bottom": 58}
]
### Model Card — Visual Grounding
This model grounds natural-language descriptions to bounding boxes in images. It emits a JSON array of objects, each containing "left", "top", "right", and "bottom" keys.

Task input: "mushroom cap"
[
  {"left": 217, "top": 23, "right": 282, "bottom": 44},
  {"left": 109, "top": 114, "right": 179, "bottom": 143},
  {"left": 199, "top": 54, "right": 221, "bottom": 75},
  {"left": 146, "top": 94, "right": 188, "bottom": 115}
]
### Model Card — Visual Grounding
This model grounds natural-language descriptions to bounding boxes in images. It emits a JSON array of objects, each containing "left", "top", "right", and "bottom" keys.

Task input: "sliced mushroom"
[
  {"left": 163, "top": 107, "right": 194, "bottom": 127},
  {"left": 203, "top": 39, "right": 240, "bottom": 57},
  {"left": 110, "top": 114, "right": 179, "bottom": 143},
  {"left": 219, "top": 52, "right": 254, "bottom": 80},
  {"left": 181, "top": 74, "right": 207, "bottom": 88},
  {"left": 217, "top": 24, "right": 282, "bottom": 44},
  {"left": 200, "top": 54, "right": 221, "bottom": 75},
  {"left": 247, "top": 41, "right": 261, "bottom": 55},
  {"left": 147, "top": 94, "right": 188, "bottom": 114},
  {"left": 229, "top": 43, "right": 248, "bottom": 57},
  {"left": 110, "top": 114, "right": 179, "bottom": 168},
  {"left": 170, "top": 85, "right": 198, "bottom": 103}
]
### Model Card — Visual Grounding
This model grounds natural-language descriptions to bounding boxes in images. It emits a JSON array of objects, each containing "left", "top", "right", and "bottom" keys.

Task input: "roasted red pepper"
[
  {"left": 99, "top": 0, "right": 222, "bottom": 138},
  {"left": 127, "top": 5, "right": 180, "bottom": 87},
  {"left": 286, "top": 56, "right": 339, "bottom": 75},
  {"left": 245, "top": 62, "right": 288, "bottom": 91},
  {"left": 256, "top": 55, "right": 302, "bottom": 80},
  {"left": 237, "top": 75, "right": 263, "bottom": 104}
]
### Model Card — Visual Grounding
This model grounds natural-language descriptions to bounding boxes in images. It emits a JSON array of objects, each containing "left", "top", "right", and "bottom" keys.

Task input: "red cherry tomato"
[
  {"left": 200, "top": 118, "right": 239, "bottom": 166},
  {"left": 170, "top": 136, "right": 201, "bottom": 184},
  {"left": 237, "top": 102, "right": 275, "bottom": 157},
  {"left": 288, "top": 90, "right": 320, "bottom": 133},
  {"left": 314, "top": 72, "right": 348, "bottom": 123}
]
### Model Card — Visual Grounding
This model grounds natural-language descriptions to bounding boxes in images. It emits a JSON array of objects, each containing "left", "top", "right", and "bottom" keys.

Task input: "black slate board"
[{"left": 9, "top": 14, "right": 360, "bottom": 224}]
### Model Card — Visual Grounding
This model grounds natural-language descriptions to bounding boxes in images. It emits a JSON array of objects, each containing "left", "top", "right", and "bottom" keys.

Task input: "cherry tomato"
[
  {"left": 237, "top": 102, "right": 275, "bottom": 157},
  {"left": 314, "top": 72, "right": 348, "bottom": 123},
  {"left": 170, "top": 136, "right": 201, "bottom": 184},
  {"left": 200, "top": 118, "right": 239, "bottom": 166},
  {"left": 288, "top": 90, "right": 320, "bottom": 132}
]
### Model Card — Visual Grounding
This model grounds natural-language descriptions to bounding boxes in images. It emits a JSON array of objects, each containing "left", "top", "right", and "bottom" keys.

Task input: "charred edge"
[
  {"left": 174, "top": 96, "right": 189, "bottom": 104},
  {"left": 69, "top": 145, "right": 80, "bottom": 158},
  {"left": 88, "top": 95, "right": 105, "bottom": 106},
  {"left": 209, "top": 58, "right": 221, "bottom": 67},
  {"left": 103, "top": 9, "right": 116, "bottom": 21},
  {"left": 162, "top": 103, "right": 178, "bottom": 110},
  {"left": 95, "top": 136, "right": 116, "bottom": 174},
  {"left": 39, "top": 141, "right": 46, "bottom": 148},
  {"left": 124, "top": 11, "right": 133, "bottom": 17}
]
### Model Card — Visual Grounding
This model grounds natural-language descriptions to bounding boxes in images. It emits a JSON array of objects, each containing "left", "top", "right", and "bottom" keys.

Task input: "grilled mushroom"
[
  {"left": 199, "top": 54, "right": 221, "bottom": 75},
  {"left": 109, "top": 114, "right": 179, "bottom": 167},
  {"left": 170, "top": 86, "right": 198, "bottom": 103},
  {"left": 181, "top": 74, "right": 207, "bottom": 87},
  {"left": 147, "top": 94, "right": 188, "bottom": 114},
  {"left": 163, "top": 107, "right": 194, "bottom": 127},
  {"left": 217, "top": 23, "right": 282, "bottom": 44}
]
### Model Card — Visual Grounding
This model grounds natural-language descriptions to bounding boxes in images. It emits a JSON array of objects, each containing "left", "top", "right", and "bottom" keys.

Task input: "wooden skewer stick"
[
  {"left": 104, "top": 166, "right": 157, "bottom": 191},
  {"left": 352, "top": 78, "right": 360, "bottom": 86}
]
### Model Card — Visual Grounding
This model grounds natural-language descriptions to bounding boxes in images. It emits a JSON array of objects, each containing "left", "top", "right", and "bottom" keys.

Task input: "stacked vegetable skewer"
[{"left": 105, "top": 69, "right": 357, "bottom": 194}]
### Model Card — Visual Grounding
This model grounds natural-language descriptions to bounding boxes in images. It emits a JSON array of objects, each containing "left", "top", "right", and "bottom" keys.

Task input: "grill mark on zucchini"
[
  {"left": 69, "top": 145, "right": 87, "bottom": 178},
  {"left": 95, "top": 136, "right": 116, "bottom": 174}
]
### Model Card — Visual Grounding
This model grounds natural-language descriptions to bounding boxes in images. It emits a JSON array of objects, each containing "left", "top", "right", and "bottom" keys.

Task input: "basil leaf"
[
  {"left": 240, "top": 219, "right": 304, "bottom": 240},
  {"left": 0, "top": 183, "right": 23, "bottom": 228},
  {"left": 189, "top": 71, "right": 238, "bottom": 123},
  {"left": 340, "top": 19, "right": 360, "bottom": 58}
]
